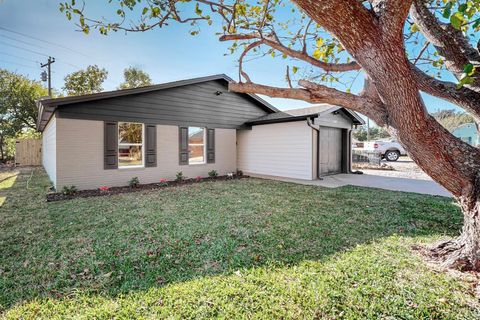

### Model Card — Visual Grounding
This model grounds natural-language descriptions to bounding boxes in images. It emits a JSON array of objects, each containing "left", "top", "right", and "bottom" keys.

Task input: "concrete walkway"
[{"left": 250, "top": 173, "right": 452, "bottom": 197}]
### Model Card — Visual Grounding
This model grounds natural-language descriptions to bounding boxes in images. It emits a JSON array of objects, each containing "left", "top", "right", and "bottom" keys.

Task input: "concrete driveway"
[
  {"left": 252, "top": 158, "right": 452, "bottom": 197},
  {"left": 313, "top": 173, "right": 451, "bottom": 197}
]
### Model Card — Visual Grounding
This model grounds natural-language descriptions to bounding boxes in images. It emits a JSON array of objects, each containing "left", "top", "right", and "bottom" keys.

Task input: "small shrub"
[
  {"left": 129, "top": 177, "right": 140, "bottom": 188},
  {"left": 208, "top": 170, "right": 218, "bottom": 178},
  {"left": 62, "top": 185, "right": 77, "bottom": 195},
  {"left": 99, "top": 186, "right": 109, "bottom": 192},
  {"left": 195, "top": 176, "right": 202, "bottom": 182},
  {"left": 236, "top": 169, "right": 243, "bottom": 176},
  {"left": 158, "top": 179, "right": 168, "bottom": 187},
  {"left": 175, "top": 172, "right": 184, "bottom": 182},
  {"left": 227, "top": 172, "right": 234, "bottom": 179}
]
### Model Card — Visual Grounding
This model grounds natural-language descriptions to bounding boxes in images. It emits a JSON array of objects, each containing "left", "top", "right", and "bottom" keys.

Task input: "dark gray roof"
[
  {"left": 286, "top": 104, "right": 365, "bottom": 125},
  {"left": 245, "top": 104, "right": 365, "bottom": 126},
  {"left": 37, "top": 74, "right": 278, "bottom": 131},
  {"left": 245, "top": 111, "right": 319, "bottom": 125}
]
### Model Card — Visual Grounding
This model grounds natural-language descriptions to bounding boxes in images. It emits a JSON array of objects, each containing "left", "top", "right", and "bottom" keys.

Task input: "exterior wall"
[
  {"left": 237, "top": 121, "right": 313, "bottom": 180},
  {"left": 57, "top": 80, "right": 269, "bottom": 129},
  {"left": 42, "top": 115, "right": 57, "bottom": 187},
  {"left": 314, "top": 110, "right": 353, "bottom": 129},
  {"left": 56, "top": 118, "right": 237, "bottom": 190},
  {"left": 452, "top": 123, "right": 479, "bottom": 146}
]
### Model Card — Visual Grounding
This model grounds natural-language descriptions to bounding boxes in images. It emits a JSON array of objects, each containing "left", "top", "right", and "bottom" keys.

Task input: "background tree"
[
  {"left": 118, "top": 66, "right": 152, "bottom": 89},
  {"left": 61, "top": 0, "right": 480, "bottom": 271},
  {"left": 63, "top": 65, "right": 108, "bottom": 96},
  {"left": 432, "top": 109, "right": 475, "bottom": 132},
  {"left": 0, "top": 69, "right": 47, "bottom": 161},
  {"left": 353, "top": 125, "right": 392, "bottom": 142}
]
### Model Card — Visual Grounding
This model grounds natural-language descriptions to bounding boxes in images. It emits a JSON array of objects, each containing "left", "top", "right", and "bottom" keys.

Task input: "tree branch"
[
  {"left": 410, "top": 65, "right": 480, "bottom": 123},
  {"left": 372, "top": 0, "right": 413, "bottom": 35},
  {"left": 410, "top": 0, "right": 480, "bottom": 86},
  {"left": 229, "top": 80, "right": 387, "bottom": 125},
  {"left": 219, "top": 33, "right": 361, "bottom": 72}
]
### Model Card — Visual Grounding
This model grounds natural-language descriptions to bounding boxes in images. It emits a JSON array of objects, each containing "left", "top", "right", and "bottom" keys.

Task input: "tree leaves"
[
  {"left": 63, "top": 65, "right": 108, "bottom": 96},
  {"left": 450, "top": 12, "right": 467, "bottom": 30},
  {"left": 457, "top": 63, "right": 477, "bottom": 88},
  {"left": 118, "top": 66, "right": 152, "bottom": 89}
]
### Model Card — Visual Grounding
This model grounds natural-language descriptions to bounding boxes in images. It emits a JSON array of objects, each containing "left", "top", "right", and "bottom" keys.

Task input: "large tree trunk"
[
  {"left": 427, "top": 199, "right": 480, "bottom": 271},
  {"left": 237, "top": 0, "right": 480, "bottom": 271}
]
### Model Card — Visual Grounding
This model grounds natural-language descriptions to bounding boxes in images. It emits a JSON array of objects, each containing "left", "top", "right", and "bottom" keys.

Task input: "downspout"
[{"left": 306, "top": 117, "right": 322, "bottom": 180}]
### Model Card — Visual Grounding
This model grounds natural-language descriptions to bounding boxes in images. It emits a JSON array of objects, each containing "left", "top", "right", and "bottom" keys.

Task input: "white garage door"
[{"left": 319, "top": 126, "right": 343, "bottom": 176}]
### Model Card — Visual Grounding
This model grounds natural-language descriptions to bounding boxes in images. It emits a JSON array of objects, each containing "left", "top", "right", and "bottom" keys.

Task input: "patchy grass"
[{"left": 0, "top": 168, "right": 478, "bottom": 319}]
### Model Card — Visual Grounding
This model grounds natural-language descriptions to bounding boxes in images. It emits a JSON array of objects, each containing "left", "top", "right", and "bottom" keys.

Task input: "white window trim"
[
  {"left": 118, "top": 122, "right": 145, "bottom": 169},
  {"left": 188, "top": 127, "right": 206, "bottom": 165}
]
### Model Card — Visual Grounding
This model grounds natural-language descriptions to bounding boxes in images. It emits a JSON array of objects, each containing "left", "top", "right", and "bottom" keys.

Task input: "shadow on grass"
[{"left": 0, "top": 168, "right": 465, "bottom": 313}]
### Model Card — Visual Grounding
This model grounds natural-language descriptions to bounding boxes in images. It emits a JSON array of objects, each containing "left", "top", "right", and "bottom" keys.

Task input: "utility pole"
[
  {"left": 367, "top": 118, "right": 370, "bottom": 141},
  {"left": 41, "top": 56, "right": 55, "bottom": 97}
]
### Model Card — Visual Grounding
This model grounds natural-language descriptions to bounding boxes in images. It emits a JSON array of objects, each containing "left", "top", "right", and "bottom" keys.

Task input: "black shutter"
[
  {"left": 104, "top": 121, "right": 118, "bottom": 169},
  {"left": 206, "top": 128, "right": 215, "bottom": 163},
  {"left": 145, "top": 124, "right": 157, "bottom": 167},
  {"left": 179, "top": 127, "right": 189, "bottom": 165}
]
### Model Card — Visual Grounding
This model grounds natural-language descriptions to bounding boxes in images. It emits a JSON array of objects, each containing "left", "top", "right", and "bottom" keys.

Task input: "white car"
[{"left": 363, "top": 140, "right": 407, "bottom": 161}]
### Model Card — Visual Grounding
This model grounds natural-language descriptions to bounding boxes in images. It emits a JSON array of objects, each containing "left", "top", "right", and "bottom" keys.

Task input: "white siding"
[
  {"left": 237, "top": 121, "right": 313, "bottom": 180},
  {"left": 42, "top": 115, "right": 57, "bottom": 187},
  {"left": 56, "top": 118, "right": 237, "bottom": 190}
]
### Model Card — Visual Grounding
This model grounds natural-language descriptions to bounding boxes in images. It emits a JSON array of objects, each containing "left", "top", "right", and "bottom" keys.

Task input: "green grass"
[{"left": 0, "top": 168, "right": 478, "bottom": 319}]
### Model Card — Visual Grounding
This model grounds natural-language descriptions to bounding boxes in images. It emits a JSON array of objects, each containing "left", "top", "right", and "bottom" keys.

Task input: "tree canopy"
[
  {"left": 63, "top": 65, "right": 108, "bottom": 96},
  {"left": 119, "top": 66, "right": 152, "bottom": 89},
  {"left": 0, "top": 69, "right": 47, "bottom": 160},
  {"left": 59, "top": 0, "right": 480, "bottom": 271}
]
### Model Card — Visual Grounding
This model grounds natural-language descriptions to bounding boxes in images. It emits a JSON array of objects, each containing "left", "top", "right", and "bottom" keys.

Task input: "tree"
[
  {"left": 63, "top": 65, "right": 108, "bottom": 96},
  {"left": 0, "top": 69, "right": 47, "bottom": 160},
  {"left": 61, "top": 0, "right": 480, "bottom": 271},
  {"left": 432, "top": 109, "right": 474, "bottom": 132},
  {"left": 353, "top": 125, "right": 391, "bottom": 142},
  {"left": 119, "top": 66, "right": 152, "bottom": 89}
]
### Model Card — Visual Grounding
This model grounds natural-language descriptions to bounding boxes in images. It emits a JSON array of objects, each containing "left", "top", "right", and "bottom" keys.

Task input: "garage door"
[{"left": 319, "top": 126, "right": 343, "bottom": 176}]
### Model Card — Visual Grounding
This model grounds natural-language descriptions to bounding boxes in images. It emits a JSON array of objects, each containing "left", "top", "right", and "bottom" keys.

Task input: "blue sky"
[{"left": 0, "top": 0, "right": 461, "bottom": 114}]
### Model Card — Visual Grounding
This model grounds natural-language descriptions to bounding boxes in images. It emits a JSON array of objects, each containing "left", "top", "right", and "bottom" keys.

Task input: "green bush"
[
  {"left": 175, "top": 172, "right": 184, "bottom": 182},
  {"left": 208, "top": 170, "right": 218, "bottom": 178},
  {"left": 62, "top": 185, "right": 77, "bottom": 195},
  {"left": 129, "top": 177, "right": 140, "bottom": 188}
]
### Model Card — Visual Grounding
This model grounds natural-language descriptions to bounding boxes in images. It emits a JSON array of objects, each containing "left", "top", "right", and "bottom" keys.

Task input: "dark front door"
[{"left": 319, "top": 126, "right": 343, "bottom": 176}]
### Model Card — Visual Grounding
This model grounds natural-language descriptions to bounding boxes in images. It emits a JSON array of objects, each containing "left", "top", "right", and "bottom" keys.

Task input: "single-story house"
[
  {"left": 452, "top": 123, "right": 479, "bottom": 147},
  {"left": 37, "top": 74, "right": 364, "bottom": 190}
]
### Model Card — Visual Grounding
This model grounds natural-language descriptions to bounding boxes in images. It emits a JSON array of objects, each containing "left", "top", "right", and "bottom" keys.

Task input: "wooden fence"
[{"left": 15, "top": 139, "right": 42, "bottom": 166}]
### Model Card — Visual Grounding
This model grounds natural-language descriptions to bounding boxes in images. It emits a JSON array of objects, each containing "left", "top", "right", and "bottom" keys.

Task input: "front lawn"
[{"left": 1, "top": 168, "right": 478, "bottom": 319}]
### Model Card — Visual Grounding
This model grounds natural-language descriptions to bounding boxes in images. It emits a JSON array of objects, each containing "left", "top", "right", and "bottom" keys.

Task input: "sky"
[{"left": 0, "top": 0, "right": 462, "bottom": 115}]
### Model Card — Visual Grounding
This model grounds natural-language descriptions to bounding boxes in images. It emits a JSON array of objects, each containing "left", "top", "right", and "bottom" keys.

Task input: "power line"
[
  {"left": 0, "top": 59, "right": 40, "bottom": 70},
  {"left": 0, "top": 33, "right": 52, "bottom": 52},
  {"left": 0, "top": 40, "right": 49, "bottom": 57},
  {"left": 0, "top": 51, "right": 40, "bottom": 64},
  {"left": 0, "top": 40, "right": 81, "bottom": 69},
  {"left": 0, "top": 26, "right": 95, "bottom": 60}
]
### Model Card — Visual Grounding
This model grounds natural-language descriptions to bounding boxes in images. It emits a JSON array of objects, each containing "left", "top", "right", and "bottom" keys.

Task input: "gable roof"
[
  {"left": 37, "top": 74, "right": 278, "bottom": 131},
  {"left": 245, "top": 111, "right": 319, "bottom": 125},
  {"left": 246, "top": 104, "right": 365, "bottom": 126},
  {"left": 285, "top": 104, "right": 365, "bottom": 125}
]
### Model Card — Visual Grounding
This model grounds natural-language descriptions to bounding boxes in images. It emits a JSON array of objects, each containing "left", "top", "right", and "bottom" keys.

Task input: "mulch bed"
[{"left": 46, "top": 175, "right": 248, "bottom": 202}]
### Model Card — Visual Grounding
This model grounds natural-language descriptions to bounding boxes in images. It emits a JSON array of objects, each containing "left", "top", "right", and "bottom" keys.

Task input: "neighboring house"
[
  {"left": 452, "top": 123, "right": 479, "bottom": 146},
  {"left": 37, "top": 74, "right": 364, "bottom": 190}
]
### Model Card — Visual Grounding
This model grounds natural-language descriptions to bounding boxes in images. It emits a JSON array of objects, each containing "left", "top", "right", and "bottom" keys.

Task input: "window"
[
  {"left": 118, "top": 122, "right": 143, "bottom": 168},
  {"left": 188, "top": 127, "right": 205, "bottom": 164}
]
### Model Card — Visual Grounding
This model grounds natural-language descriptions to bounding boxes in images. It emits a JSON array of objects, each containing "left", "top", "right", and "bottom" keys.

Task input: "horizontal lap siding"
[
  {"left": 58, "top": 80, "right": 268, "bottom": 129},
  {"left": 237, "top": 121, "right": 313, "bottom": 180},
  {"left": 42, "top": 115, "right": 57, "bottom": 187},
  {"left": 56, "top": 118, "right": 236, "bottom": 190}
]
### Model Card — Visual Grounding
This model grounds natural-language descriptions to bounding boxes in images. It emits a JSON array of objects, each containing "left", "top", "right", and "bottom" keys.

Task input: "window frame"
[
  {"left": 188, "top": 127, "right": 206, "bottom": 165},
  {"left": 118, "top": 122, "right": 145, "bottom": 169}
]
